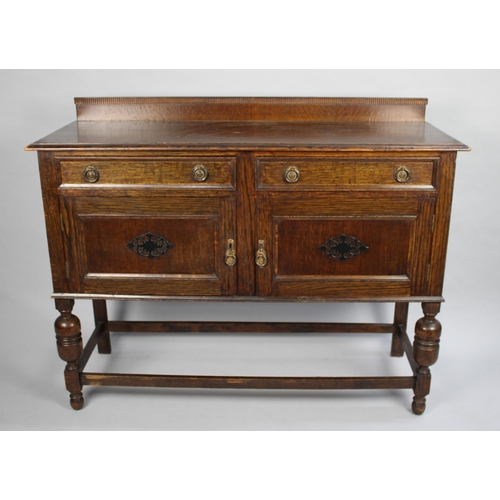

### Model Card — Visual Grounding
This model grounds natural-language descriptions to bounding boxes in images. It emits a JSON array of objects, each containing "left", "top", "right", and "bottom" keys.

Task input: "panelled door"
[
  {"left": 255, "top": 193, "right": 436, "bottom": 299},
  {"left": 60, "top": 194, "right": 236, "bottom": 296}
]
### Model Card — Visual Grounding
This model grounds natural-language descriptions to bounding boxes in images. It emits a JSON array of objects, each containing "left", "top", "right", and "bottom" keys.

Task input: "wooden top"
[{"left": 26, "top": 97, "right": 469, "bottom": 152}]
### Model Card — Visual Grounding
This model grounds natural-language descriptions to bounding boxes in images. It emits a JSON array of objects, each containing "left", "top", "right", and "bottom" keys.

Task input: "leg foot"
[
  {"left": 412, "top": 396, "right": 426, "bottom": 415},
  {"left": 412, "top": 302, "right": 441, "bottom": 414},
  {"left": 55, "top": 299, "right": 84, "bottom": 409},
  {"left": 70, "top": 391, "right": 85, "bottom": 410}
]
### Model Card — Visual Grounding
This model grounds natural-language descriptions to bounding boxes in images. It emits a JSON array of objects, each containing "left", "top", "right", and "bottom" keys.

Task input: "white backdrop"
[{"left": 1, "top": 69, "right": 499, "bottom": 431}]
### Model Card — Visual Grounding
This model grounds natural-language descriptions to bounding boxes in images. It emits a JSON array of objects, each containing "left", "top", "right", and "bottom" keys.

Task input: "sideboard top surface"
[{"left": 26, "top": 97, "right": 469, "bottom": 152}]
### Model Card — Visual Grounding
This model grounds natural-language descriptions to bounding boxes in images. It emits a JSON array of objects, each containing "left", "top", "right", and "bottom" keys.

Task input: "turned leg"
[
  {"left": 412, "top": 302, "right": 442, "bottom": 415},
  {"left": 54, "top": 299, "right": 84, "bottom": 410},
  {"left": 391, "top": 302, "right": 408, "bottom": 357},
  {"left": 93, "top": 300, "right": 111, "bottom": 354}
]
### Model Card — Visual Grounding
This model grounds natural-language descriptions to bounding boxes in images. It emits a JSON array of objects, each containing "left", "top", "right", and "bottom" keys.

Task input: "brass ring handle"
[
  {"left": 255, "top": 240, "right": 268, "bottom": 268},
  {"left": 225, "top": 239, "right": 237, "bottom": 266},
  {"left": 284, "top": 166, "right": 300, "bottom": 183},
  {"left": 83, "top": 166, "right": 99, "bottom": 183},
  {"left": 192, "top": 165, "right": 209, "bottom": 182},
  {"left": 394, "top": 166, "right": 410, "bottom": 183}
]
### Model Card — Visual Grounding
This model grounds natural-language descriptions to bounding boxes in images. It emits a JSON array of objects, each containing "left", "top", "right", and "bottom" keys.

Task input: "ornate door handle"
[
  {"left": 255, "top": 240, "right": 268, "bottom": 268},
  {"left": 225, "top": 239, "right": 237, "bottom": 266}
]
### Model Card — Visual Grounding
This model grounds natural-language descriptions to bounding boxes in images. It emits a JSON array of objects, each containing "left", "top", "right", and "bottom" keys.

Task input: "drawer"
[
  {"left": 256, "top": 157, "right": 435, "bottom": 189},
  {"left": 58, "top": 157, "right": 235, "bottom": 188}
]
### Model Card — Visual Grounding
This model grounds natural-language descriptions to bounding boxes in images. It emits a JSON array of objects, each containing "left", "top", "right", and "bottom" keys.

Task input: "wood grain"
[
  {"left": 60, "top": 157, "right": 235, "bottom": 188},
  {"left": 106, "top": 321, "right": 394, "bottom": 333},
  {"left": 62, "top": 195, "right": 236, "bottom": 296},
  {"left": 81, "top": 373, "right": 416, "bottom": 390},
  {"left": 391, "top": 302, "right": 409, "bottom": 357},
  {"left": 74, "top": 97, "right": 428, "bottom": 122},
  {"left": 427, "top": 152, "right": 457, "bottom": 296},
  {"left": 269, "top": 279, "right": 412, "bottom": 299},
  {"left": 257, "top": 158, "right": 435, "bottom": 189},
  {"left": 93, "top": 300, "right": 111, "bottom": 354},
  {"left": 51, "top": 292, "right": 445, "bottom": 302},
  {"left": 25, "top": 121, "right": 469, "bottom": 152},
  {"left": 37, "top": 152, "right": 69, "bottom": 292}
]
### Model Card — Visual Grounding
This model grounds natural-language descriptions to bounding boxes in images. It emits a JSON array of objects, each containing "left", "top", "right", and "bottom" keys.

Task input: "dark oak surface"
[
  {"left": 26, "top": 120, "right": 468, "bottom": 151},
  {"left": 74, "top": 97, "right": 429, "bottom": 122},
  {"left": 27, "top": 97, "right": 468, "bottom": 413}
]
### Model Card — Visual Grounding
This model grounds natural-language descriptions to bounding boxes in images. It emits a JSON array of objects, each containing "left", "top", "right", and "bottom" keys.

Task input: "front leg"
[
  {"left": 54, "top": 299, "right": 84, "bottom": 410},
  {"left": 412, "top": 302, "right": 442, "bottom": 415}
]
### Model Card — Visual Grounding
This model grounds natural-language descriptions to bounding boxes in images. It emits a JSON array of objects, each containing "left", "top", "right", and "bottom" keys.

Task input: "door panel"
[
  {"left": 61, "top": 195, "right": 236, "bottom": 296},
  {"left": 256, "top": 195, "right": 435, "bottom": 299},
  {"left": 276, "top": 217, "right": 412, "bottom": 277},
  {"left": 82, "top": 216, "right": 217, "bottom": 275}
]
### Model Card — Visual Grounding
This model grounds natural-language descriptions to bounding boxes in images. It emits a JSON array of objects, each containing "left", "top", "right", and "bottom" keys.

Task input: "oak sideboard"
[{"left": 26, "top": 97, "right": 469, "bottom": 413}]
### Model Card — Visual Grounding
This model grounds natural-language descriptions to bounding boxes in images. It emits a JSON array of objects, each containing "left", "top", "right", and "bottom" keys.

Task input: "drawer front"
[
  {"left": 59, "top": 157, "right": 235, "bottom": 188},
  {"left": 256, "top": 157, "right": 435, "bottom": 189}
]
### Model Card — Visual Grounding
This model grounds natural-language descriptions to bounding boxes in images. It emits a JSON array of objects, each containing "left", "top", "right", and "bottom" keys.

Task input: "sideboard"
[{"left": 26, "top": 97, "right": 469, "bottom": 414}]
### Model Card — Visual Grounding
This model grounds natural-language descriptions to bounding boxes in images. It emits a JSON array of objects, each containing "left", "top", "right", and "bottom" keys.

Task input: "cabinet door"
[
  {"left": 256, "top": 195, "right": 435, "bottom": 299},
  {"left": 61, "top": 195, "right": 236, "bottom": 296}
]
